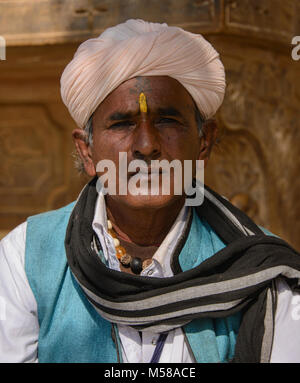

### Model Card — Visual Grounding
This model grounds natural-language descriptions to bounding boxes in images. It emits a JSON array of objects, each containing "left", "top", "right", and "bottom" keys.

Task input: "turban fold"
[{"left": 60, "top": 19, "right": 226, "bottom": 128}]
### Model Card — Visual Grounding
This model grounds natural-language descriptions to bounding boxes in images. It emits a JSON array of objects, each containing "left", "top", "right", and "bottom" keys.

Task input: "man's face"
[{"left": 85, "top": 76, "right": 205, "bottom": 210}]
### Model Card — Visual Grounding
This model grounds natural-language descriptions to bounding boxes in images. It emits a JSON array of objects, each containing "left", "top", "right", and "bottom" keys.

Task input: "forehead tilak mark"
[{"left": 139, "top": 92, "right": 148, "bottom": 113}]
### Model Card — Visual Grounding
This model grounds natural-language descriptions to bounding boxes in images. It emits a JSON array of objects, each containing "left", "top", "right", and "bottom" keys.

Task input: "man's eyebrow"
[
  {"left": 107, "top": 111, "right": 136, "bottom": 121},
  {"left": 156, "top": 107, "right": 183, "bottom": 118}
]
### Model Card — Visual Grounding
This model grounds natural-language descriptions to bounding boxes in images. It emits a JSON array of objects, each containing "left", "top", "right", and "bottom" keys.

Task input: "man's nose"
[{"left": 131, "top": 120, "right": 161, "bottom": 162}]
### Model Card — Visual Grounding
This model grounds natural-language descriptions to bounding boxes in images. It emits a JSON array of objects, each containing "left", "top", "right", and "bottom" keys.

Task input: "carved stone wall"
[
  {"left": 0, "top": 0, "right": 299, "bottom": 250},
  {"left": 0, "top": 44, "right": 88, "bottom": 235}
]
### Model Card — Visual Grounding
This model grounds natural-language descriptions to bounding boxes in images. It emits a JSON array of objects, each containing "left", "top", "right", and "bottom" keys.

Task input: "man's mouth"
[{"left": 128, "top": 167, "right": 164, "bottom": 178}]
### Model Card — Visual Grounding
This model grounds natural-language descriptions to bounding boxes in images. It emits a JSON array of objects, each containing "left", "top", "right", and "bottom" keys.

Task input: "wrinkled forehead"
[{"left": 93, "top": 75, "right": 197, "bottom": 119}]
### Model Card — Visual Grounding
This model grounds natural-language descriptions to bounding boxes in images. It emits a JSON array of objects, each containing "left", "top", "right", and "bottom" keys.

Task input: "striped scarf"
[{"left": 65, "top": 177, "right": 300, "bottom": 362}]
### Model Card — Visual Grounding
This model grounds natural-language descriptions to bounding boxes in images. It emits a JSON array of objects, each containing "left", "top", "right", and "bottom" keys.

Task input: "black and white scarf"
[{"left": 65, "top": 177, "right": 300, "bottom": 362}]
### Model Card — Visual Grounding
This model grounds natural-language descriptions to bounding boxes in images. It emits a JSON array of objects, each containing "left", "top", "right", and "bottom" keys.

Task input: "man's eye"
[{"left": 109, "top": 121, "right": 135, "bottom": 129}]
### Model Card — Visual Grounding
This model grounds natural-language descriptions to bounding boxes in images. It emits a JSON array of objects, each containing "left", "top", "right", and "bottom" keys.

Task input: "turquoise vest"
[{"left": 25, "top": 202, "right": 242, "bottom": 363}]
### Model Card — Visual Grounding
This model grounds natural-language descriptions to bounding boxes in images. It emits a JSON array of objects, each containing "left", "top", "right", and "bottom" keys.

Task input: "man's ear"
[
  {"left": 72, "top": 129, "right": 96, "bottom": 177},
  {"left": 197, "top": 119, "right": 218, "bottom": 168}
]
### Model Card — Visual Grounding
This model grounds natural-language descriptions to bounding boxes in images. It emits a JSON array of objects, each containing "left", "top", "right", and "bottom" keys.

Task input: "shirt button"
[{"left": 152, "top": 338, "right": 157, "bottom": 345}]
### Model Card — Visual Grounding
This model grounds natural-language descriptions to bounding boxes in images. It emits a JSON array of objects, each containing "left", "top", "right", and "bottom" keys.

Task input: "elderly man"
[{"left": 1, "top": 19, "right": 300, "bottom": 364}]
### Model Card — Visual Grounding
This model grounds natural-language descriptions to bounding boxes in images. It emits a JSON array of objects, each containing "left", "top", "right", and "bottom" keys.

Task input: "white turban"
[{"left": 60, "top": 19, "right": 225, "bottom": 128}]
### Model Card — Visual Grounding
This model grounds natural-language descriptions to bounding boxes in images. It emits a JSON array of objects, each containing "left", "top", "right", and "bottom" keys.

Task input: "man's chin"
[{"left": 107, "top": 193, "right": 185, "bottom": 210}]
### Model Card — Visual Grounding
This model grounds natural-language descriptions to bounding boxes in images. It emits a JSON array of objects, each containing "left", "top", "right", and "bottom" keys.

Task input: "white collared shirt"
[
  {"left": 0, "top": 194, "right": 300, "bottom": 362},
  {"left": 92, "top": 192, "right": 195, "bottom": 362}
]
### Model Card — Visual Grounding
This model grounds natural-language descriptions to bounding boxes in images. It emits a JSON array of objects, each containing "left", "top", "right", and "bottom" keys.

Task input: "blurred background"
[{"left": 0, "top": 0, "right": 299, "bottom": 250}]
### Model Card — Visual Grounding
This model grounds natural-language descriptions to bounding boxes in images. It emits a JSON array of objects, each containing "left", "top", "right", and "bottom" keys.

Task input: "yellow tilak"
[{"left": 139, "top": 92, "right": 148, "bottom": 113}]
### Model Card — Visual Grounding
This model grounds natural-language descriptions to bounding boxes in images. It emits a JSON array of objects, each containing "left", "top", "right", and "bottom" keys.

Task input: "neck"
[{"left": 105, "top": 197, "right": 186, "bottom": 246}]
